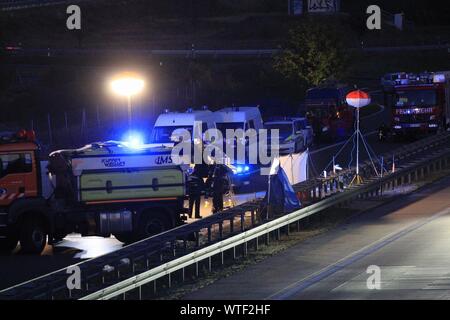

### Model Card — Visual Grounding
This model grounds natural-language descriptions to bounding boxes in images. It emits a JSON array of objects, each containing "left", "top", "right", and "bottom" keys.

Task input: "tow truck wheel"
[
  {"left": 20, "top": 215, "right": 47, "bottom": 254},
  {"left": 138, "top": 213, "right": 169, "bottom": 240},
  {"left": 113, "top": 232, "right": 135, "bottom": 244}
]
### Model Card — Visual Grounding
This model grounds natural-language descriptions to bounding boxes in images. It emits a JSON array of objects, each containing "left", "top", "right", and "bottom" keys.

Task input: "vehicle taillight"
[
  {"left": 16, "top": 129, "right": 27, "bottom": 138},
  {"left": 15, "top": 129, "right": 36, "bottom": 141}
]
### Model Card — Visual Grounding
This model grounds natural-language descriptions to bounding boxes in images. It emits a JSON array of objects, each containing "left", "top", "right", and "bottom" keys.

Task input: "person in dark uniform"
[
  {"left": 187, "top": 166, "right": 205, "bottom": 219},
  {"left": 378, "top": 123, "right": 389, "bottom": 141},
  {"left": 209, "top": 165, "right": 227, "bottom": 214}
]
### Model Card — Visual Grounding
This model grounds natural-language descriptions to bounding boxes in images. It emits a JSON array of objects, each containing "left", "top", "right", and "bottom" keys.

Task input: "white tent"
[{"left": 279, "top": 150, "right": 309, "bottom": 185}]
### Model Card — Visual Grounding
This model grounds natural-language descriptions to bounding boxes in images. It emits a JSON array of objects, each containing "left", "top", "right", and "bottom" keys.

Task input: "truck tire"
[
  {"left": 20, "top": 215, "right": 48, "bottom": 254},
  {"left": 113, "top": 232, "right": 135, "bottom": 244},
  {"left": 137, "top": 212, "right": 171, "bottom": 240}
]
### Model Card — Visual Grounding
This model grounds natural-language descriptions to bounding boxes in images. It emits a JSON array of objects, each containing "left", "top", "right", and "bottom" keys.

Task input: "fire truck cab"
[
  {"left": 381, "top": 71, "right": 450, "bottom": 136},
  {"left": 304, "top": 84, "right": 354, "bottom": 141}
]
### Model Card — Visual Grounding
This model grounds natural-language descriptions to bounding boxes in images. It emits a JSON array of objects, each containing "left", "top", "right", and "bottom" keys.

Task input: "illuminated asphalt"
[{"left": 184, "top": 175, "right": 450, "bottom": 300}]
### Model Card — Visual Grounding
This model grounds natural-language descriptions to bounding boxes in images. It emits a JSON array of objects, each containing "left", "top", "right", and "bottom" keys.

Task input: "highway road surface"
[{"left": 184, "top": 175, "right": 450, "bottom": 300}]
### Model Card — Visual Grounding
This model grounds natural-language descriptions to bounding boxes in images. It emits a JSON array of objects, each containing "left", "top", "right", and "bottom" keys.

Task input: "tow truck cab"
[
  {"left": 0, "top": 131, "right": 49, "bottom": 253},
  {"left": 0, "top": 132, "right": 188, "bottom": 254}
]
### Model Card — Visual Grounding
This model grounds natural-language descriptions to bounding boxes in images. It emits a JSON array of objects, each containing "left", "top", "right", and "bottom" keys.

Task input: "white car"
[{"left": 265, "top": 118, "right": 313, "bottom": 154}]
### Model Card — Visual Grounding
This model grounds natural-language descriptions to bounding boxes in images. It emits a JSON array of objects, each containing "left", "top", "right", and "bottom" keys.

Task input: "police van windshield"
[
  {"left": 151, "top": 126, "right": 193, "bottom": 143},
  {"left": 395, "top": 90, "right": 437, "bottom": 107}
]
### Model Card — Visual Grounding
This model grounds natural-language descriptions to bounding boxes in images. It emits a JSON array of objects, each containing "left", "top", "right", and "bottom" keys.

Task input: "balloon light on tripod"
[
  {"left": 345, "top": 90, "right": 373, "bottom": 185},
  {"left": 346, "top": 90, "right": 371, "bottom": 108}
]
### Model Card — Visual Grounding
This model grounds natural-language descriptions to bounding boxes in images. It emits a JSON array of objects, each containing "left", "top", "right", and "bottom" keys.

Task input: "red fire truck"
[
  {"left": 304, "top": 84, "right": 354, "bottom": 141},
  {"left": 381, "top": 71, "right": 450, "bottom": 137}
]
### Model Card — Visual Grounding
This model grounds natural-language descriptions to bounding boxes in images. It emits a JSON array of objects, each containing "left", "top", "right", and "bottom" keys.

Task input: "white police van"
[
  {"left": 213, "top": 106, "right": 264, "bottom": 189},
  {"left": 148, "top": 107, "right": 216, "bottom": 148}
]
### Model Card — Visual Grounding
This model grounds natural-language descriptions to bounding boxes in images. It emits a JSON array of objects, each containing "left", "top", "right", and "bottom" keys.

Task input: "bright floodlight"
[{"left": 111, "top": 73, "right": 145, "bottom": 97}]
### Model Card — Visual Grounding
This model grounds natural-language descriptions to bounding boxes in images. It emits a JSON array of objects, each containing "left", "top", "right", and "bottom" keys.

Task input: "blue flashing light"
[
  {"left": 235, "top": 165, "right": 251, "bottom": 175},
  {"left": 122, "top": 131, "right": 145, "bottom": 149}
]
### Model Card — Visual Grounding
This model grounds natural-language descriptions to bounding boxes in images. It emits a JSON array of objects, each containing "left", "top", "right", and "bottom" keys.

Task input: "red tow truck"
[{"left": 0, "top": 130, "right": 188, "bottom": 254}]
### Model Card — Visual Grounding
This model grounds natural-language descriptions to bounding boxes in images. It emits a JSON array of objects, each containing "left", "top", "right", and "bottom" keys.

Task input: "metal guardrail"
[
  {"left": 81, "top": 194, "right": 353, "bottom": 300},
  {"left": 294, "top": 132, "right": 450, "bottom": 203},
  {"left": 1, "top": 132, "right": 450, "bottom": 300}
]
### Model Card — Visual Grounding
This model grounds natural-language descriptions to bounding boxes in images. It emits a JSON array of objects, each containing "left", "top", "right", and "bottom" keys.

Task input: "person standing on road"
[
  {"left": 187, "top": 166, "right": 205, "bottom": 219},
  {"left": 209, "top": 165, "right": 227, "bottom": 214}
]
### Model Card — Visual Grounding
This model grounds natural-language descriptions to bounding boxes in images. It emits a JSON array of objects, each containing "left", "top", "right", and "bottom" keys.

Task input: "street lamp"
[{"left": 110, "top": 72, "right": 145, "bottom": 129}]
